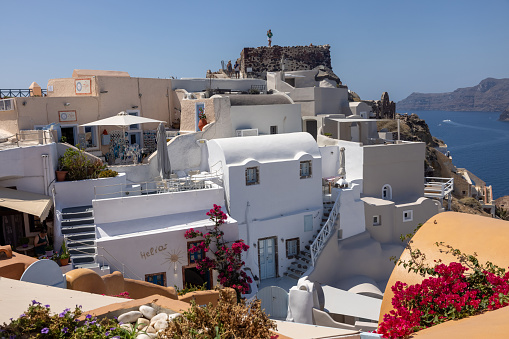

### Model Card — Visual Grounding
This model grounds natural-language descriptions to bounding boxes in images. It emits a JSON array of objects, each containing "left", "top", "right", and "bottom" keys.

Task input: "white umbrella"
[
  {"left": 156, "top": 123, "right": 171, "bottom": 179},
  {"left": 81, "top": 111, "right": 166, "bottom": 162}
]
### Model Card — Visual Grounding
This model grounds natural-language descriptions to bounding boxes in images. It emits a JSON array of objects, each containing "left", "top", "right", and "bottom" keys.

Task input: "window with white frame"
[
  {"left": 304, "top": 214, "right": 313, "bottom": 232},
  {"left": 403, "top": 210, "right": 413, "bottom": 222},
  {"left": 300, "top": 160, "right": 312, "bottom": 179},
  {"left": 245, "top": 167, "right": 259, "bottom": 185},
  {"left": 382, "top": 184, "right": 392, "bottom": 200},
  {"left": 373, "top": 215, "right": 381, "bottom": 226},
  {"left": 127, "top": 111, "right": 140, "bottom": 130},
  {"left": 270, "top": 125, "right": 278, "bottom": 134},
  {"left": 84, "top": 126, "right": 98, "bottom": 148},
  {"left": 286, "top": 238, "right": 299, "bottom": 258}
]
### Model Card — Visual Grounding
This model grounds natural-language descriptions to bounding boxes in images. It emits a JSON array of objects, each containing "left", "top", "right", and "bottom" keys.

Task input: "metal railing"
[
  {"left": 424, "top": 177, "right": 454, "bottom": 198},
  {"left": 0, "top": 130, "right": 54, "bottom": 149},
  {"left": 68, "top": 238, "right": 143, "bottom": 280},
  {"left": 0, "top": 89, "right": 47, "bottom": 98},
  {"left": 310, "top": 192, "right": 341, "bottom": 266},
  {"left": 94, "top": 173, "right": 223, "bottom": 200}
]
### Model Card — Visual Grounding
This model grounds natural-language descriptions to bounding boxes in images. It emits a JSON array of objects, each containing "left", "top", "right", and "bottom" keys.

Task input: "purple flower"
[
  {"left": 85, "top": 314, "right": 92, "bottom": 319},
  {"left": 59, "top": 312, "right": 66, "bottom": 318},
  {"left": 19, "top": 313, "right": 26, "bottom": 318},
  {"left": 105, "top": 331, "right": 110, "bottom": 336},
  {"left": 61, "top": 327, "right": 68, "bottom": 333},
  {"left": 44, "top": 304, "right": 50, "bottom": 308},
  {"left": 41, "top": 327, "right": 49, "bottom": 334},
  {"left": 31, "top": 300, "right": 40, "bottom": 305}
]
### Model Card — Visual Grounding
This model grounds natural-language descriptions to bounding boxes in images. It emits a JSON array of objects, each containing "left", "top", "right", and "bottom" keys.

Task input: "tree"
[{"left": 184, "top": 204, "right": 252, "bottom": 298}]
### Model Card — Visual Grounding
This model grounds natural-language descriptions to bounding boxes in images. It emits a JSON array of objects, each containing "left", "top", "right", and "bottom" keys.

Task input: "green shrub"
[{"left": 99, "top": 169, "right": 118, "bottom": 178}]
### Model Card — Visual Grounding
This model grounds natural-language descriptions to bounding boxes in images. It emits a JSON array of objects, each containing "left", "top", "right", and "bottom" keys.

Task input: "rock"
[
  {"left": 168, "top": 313, "right": 181, "bottom": 321},
  {"left": 136, "top": 318, "right": 150, "bottom": 329},
  {"left": 150, "top": 312, "right": 168, "bottom": 324},
  {"left": 120, "top": 323, "right": 133, "bottom": 332},
  {"left": 145, "top": 325, "right": 156, "bottom": 334},
  {"left": 153, "top": 319, "right": 168, "bottom": 331},
  {"left": 499, "top": 107, "right": 509, "bottom": 121},
  {"left": 137, "top": 334, "right": 156, "bottom": 339},
  {"left": 118, "top": 311, "right": 143, "bottom": 324},
  {"left": 139, "top": 305, "right": 157, "bottom": 319}
]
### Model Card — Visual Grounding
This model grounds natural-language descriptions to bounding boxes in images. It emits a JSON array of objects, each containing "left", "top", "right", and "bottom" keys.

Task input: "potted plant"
[
  {"left": 59, "top": 147, "right": 92, "bottom": 181},
  {"left": 55, "top": 157, "right": 68, "bottom": 182},
  {"left": 198, "top": 107, "right": 207, "bottom": 131},
  {"left": 20, "top": 237, "right": 30, "bottom": 248},
  {"left": 59, "top": 240, "right": 70, "bottom": 266},
  {"left": 45, "top": 244, "right": 53, "bottom": 257}
]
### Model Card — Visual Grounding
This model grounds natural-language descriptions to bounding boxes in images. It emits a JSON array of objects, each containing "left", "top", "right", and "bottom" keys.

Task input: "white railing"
[
  {"left": 0, "top": 130, "right": 54, "bottom": 149},
  {"left": 93, "top": 173, "right": 223, "bottom": 199},
  {"left": 424, "top": 177, "right": 454, "bottom": 198},
  {"left": 68, "top": 238, "right": 143, "bottom": 280},
  {"left": 311, "top": 193, "right": 341, "bottom": 266}
]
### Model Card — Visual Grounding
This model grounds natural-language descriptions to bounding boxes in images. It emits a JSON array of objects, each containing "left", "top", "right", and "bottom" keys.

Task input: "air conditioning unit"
[{"left": 236, "top": 129, "right": 258, "bottom": 137}]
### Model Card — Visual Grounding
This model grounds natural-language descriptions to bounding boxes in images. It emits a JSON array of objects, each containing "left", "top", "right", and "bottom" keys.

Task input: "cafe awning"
[{"left": 0, "top": 187, "right": 53, "bottom": 220}]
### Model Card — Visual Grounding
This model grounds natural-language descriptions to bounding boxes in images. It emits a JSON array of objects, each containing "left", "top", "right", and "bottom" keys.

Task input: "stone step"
[
  {"left": 61, "top": 224, "right": 96, "bottom": 235},
  {"left": 61, "top": 217, "right": 95, "bottom": 227},
  {"left": 62, "top": 205, "right": 93, "bottom": 215},
  {"left": 71, "top": 254, "right": 95, "bottom": 264},
  {"left": 69, "top": 246, "right": 96, "bottom": 255},
  {"left": 73, "top": 262, "right": 100, "bottom": 270},
  {"left": 65, "top": 231, "right": 96, "bottom": 241},
  {"left": 66, "top": 239, "right": 95, "bottom": 248}
]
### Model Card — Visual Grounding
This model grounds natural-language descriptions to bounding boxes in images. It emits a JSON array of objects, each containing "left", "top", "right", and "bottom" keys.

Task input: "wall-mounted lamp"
[
  {"left": 253, "top": 243, "right": 257, "bottom": 248},
  {"left": 100, "top": 90, "right": 108, "bottom": 93},
  {"left": 138, "top": 93, "right": 142, "bottom": 97},
  {"left": 131, "top": 105, "right": 138, "bottom": 109},
  {"left": 280, "top": 238, "right": 285, "bottom": 243},
  {"left": 22, "top": 101, "right": 26, "bottom": 106},
  {"left": 64, "top": 103, "right": 70, "bottom": 106}
]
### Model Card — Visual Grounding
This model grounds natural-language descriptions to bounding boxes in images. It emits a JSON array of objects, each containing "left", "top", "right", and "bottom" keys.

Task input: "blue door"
[{"left": 259, "top": 238, "right": 276, "bottom": 280}]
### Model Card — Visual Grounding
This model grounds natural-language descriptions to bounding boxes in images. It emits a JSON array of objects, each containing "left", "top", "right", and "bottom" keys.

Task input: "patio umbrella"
[
  {"left": 338, "top": 147, "right": 346, "bottom": 178},
  {"left": 81, "top": 111, "right": 165, "bottom": 163},
  {"left": 156, "top": 122, "right": 171, "bottom": 179}
]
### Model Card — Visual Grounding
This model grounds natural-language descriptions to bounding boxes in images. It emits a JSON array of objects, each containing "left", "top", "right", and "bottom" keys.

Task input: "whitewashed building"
[{"left": 207, "top": 132, "right": 323, "bottom": 280}]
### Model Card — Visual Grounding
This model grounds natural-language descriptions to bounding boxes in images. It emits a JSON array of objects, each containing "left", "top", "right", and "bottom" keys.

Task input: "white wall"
[
  {"left": 0, "top": 143, "right": 57, "bottom": 195},
  {"left": 336, "top": 141, "right": 364, "bottom": 185},
  {"left": 172, "top": 78, "right": 265, "bottom": 92},
  {"left": 337, "top": 182, "right": 366, "bottom": 239},
  {"left": 96, "top": 220, "right": 238, "bottom": 289},
  {"left": 53, "top": 173, "right": 126, "bottom": 210},
  {"left": 319, "top": 145, "right": 340, "bottom": 178},
  {"left": 230, "top": 104, "right": 302, "bottom": 135},
  {"left": 93, "top": 185, "right": 225, "bottom": 224}
]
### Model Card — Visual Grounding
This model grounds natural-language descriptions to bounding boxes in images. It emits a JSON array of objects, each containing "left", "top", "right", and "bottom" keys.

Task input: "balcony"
[{"left": 0, "top": 89, "right": 47, "bottom": 98}]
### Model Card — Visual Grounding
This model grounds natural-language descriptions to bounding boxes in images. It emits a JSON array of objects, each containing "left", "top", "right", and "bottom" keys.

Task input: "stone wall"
[{"left": 241, "top": 45, "right": 332, "bottom": 79}]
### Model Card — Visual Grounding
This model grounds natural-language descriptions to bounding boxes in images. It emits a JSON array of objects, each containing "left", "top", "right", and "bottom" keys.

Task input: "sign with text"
[
  {"left": 59, "top": 110, "right": 77, "bottom": 122},
  {"left": 75, "top": 78, "right": 91, "bottom": 95}
]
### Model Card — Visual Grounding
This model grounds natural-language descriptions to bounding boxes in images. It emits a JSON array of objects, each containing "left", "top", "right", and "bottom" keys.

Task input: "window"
[
  {"left": 304, "top": 214, "right": 313, "bottom": 232},
  {"left": 373, "top": 215, "right": 381, "bottom": 226},
  {"left": 84, "top": 126, "right": 97, "bottom": 148},
  {"left": 188, "top": 241, "right": 205, "bottom": 264},
  {"left": 300, "top": 160, "right": 312, "bottom": 179},
  {"left": 128, "top": 111, "right": 140, "bottom": 130},
  {"left": 246, "top": 167, "right": 259, "bottom": 185},
  {"left": 382, "top": 184, "right": 392, "bottom": 200},
  {"left": 286, "top": 238, "right": 299, "bottom": 258},
  {"left": 145, "top": 272, "right": 167, "bottom": 286},
  {"left": 270, "top": 125, "right": 278, "bottom": 134},
  {"left": 0, "top": 99, "right": 14, "bottom": 111},
  {"left": 403, "top": 210, "right": 413, "bottom": 222}
]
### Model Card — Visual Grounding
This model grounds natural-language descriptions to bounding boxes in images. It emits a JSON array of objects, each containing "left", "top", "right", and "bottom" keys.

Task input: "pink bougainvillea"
[
  {"left": 185, "top": 204, "right": 252, "bottom": 296},
  {"left": 377, "top": 260, "right": 509, "bottom": 338}
]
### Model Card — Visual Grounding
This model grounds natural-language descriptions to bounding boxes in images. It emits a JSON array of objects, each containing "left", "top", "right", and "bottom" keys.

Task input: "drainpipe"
[{"left": 42, "top": 154, "right": 49, "bottom": 195}]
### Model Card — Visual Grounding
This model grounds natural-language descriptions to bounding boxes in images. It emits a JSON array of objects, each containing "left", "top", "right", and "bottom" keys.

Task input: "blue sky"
[{"left": 2, "top": 0, "right": 508, "bottom": 102}]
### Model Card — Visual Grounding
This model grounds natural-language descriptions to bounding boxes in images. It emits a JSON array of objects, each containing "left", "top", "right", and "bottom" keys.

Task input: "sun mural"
[{"left": 162, "top": 249, "right": 185, "bottom": 273}]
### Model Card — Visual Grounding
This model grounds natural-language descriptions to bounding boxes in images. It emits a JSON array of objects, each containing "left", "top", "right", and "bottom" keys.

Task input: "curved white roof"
[{"left": 209, "top": 132, "right": 320, "bottom": 166}]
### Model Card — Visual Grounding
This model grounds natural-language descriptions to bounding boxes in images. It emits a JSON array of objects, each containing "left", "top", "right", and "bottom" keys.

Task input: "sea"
[{"left": 397, "top": 110, "right": 509, "bottom": 199}]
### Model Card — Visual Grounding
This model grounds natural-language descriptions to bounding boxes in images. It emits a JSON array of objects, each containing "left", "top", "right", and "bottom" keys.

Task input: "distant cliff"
[
  {"left": 499, "top": 107, "right": 509, "bottom": 121},
  {"left": 398, "top": 78, "right": 509, "bottom": 112}
]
